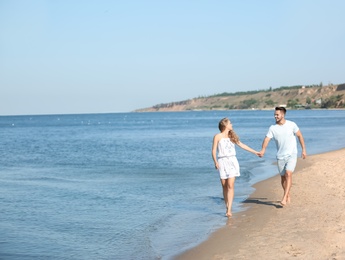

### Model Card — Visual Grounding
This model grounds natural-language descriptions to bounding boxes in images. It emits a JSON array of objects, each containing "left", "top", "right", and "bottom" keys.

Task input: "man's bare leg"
[
  {"left": 281, "top": 175, "right": 291, "bottom": 204},
  {"left": 281, "top": 171, "right": 292, "bottom": 206}
]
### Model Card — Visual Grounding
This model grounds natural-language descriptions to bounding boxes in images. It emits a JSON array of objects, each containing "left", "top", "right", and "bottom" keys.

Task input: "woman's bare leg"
[
  {"left": 221, "top": 179, "right": 228, "bottom": 212},
  {"left": 221, "top": 178, "right": 236, "bottom": 217}
]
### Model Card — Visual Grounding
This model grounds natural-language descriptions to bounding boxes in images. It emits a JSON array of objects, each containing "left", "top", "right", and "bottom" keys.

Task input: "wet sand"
[{"left": 176, "top": 148, "right": 345, "bottom": 260}]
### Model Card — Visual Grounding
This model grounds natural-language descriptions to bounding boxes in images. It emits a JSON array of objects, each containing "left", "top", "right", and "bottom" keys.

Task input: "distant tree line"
[
  {"left": 153, "top": 99, "right": 191, "bottom": 109},
  {"left": 321, "top": 94, "right": 344, "bottom": 108},
  {"left": 286, "top": 94, "right": 344, "bottom": 109},
  {"left": 209, "top": 83, "right": 324, "bottom": 98}
]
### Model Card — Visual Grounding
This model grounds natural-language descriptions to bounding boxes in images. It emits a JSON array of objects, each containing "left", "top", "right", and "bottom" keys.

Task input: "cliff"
[{"left": 135, "top": 83, "right": 345, "bottom": 112}]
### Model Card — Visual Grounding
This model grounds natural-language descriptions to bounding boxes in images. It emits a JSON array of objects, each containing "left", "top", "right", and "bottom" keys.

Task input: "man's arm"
[
  {"left": 295, "top": 130, "right": 307, "bottom": 159},
  {"left": 259, "top": 136, "right": 271, "bottom": 157}
]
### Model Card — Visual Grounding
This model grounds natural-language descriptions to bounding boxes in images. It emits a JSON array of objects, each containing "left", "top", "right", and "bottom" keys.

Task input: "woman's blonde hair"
[{"left": 218, "top": 117, "right": 239, "bottom": 144}]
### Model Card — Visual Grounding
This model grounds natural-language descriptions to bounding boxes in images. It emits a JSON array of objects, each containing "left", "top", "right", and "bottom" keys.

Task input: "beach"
[{"left": 176, "top": 148, "right": 345, "bottom": 260}]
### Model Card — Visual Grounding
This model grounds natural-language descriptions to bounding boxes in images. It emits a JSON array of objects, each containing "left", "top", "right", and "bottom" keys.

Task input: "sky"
[{"left": 1, "top": 0, "right": 345, "bottom": 115}]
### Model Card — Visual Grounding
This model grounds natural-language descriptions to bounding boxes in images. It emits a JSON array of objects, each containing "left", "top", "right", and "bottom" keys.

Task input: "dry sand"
[{"left": 176, "top": 148, "right": 345, "bottom": 260}]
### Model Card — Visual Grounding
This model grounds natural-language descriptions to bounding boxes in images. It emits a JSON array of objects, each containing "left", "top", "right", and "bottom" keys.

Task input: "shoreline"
[{"left": 175, "top": 148, "right": 345, "bottom": 259}]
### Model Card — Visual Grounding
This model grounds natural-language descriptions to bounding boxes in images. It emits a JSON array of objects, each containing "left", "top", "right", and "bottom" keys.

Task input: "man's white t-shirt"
[{"left": 266, "top": 120, "right": 299, "bottom": 159}]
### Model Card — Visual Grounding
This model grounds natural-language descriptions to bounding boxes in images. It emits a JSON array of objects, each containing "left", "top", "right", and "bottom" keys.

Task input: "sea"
[{"left": 1, "top": 109, "right": 345, "bottom": 260}]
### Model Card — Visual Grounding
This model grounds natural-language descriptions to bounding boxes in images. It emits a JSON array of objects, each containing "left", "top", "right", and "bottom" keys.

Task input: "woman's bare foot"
[
  {"left": 226, "top": 211, "right": 232, "bottom": 218},
  {"left": 287, "top": 195, "right": 291, "bottom": 204}
]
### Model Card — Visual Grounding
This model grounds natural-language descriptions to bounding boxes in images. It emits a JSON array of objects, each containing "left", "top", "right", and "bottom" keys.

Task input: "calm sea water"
[{"left": 1, "top": 110, "right": 344, "bottom": 259}]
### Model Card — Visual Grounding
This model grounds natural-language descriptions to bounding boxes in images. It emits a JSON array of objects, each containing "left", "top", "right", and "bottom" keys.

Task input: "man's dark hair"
[{"left": 275, "top": 106, "right": 286, "bottom": 114}]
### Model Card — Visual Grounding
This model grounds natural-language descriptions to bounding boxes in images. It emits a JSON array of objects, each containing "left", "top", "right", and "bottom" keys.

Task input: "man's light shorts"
[{"left": 277, "top": 154, "right": 297, "bottom": 176}]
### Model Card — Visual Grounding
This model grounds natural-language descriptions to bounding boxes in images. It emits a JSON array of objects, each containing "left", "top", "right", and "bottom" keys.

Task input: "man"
[{"left": 259, "top": 107, "right": 307, "bottom": 206}]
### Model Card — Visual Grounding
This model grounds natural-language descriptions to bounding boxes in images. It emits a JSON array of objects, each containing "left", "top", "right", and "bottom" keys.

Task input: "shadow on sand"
[{"left": 242, "top": 197, "right": 283, "bottom": 209}]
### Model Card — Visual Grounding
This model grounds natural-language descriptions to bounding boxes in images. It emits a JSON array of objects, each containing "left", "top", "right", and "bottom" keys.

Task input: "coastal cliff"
[{"left": 135, "top": 83, "right": 345, "bottom": 112}]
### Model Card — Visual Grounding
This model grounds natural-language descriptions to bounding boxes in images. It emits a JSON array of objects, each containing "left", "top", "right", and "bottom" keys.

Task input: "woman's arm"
[
  {"left": 212, "top": 135, "right": 219, "bottom": 169},
  {"left": 236, "top": 141, "right": 259, "bottom": 156}
]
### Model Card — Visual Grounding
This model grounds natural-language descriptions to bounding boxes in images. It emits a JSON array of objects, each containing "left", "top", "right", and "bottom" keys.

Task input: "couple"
[{"left": 212, "top": 107, "right": 307, "bottom": 218}]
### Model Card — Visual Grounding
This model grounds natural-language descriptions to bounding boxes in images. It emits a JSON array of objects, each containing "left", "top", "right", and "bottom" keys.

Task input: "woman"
[{"left": 212, "top": 117, "right": 259, "bottom": 217}]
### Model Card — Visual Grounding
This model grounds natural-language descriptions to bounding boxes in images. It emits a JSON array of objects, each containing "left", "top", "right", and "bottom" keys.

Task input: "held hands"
[
  {"left": 257, "top": 150, "right": 265, "bottom": 158},
  {"left": 251, "top": 150, "right": 263, "bottom": 158}
]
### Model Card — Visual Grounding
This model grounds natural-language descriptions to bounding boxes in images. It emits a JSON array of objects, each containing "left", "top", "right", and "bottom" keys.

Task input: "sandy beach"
[{"left": 176, "top": 148, "right": 345, "bottom": 260}]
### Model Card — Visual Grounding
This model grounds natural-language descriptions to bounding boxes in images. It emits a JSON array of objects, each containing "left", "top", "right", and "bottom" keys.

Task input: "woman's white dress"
[{"left": 217, "top": 138, "right": 240, "bottom": 179}]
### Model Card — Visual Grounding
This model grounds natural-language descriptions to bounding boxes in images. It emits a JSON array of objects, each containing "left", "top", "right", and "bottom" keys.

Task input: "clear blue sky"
[{"left": 1, "top": 0, "right": 344, "bottom": 115}]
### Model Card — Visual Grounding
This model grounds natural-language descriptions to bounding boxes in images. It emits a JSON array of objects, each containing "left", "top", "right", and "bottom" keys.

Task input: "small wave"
[{"left": 17, "top": 176, "right": 81, "bottom": 184}]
